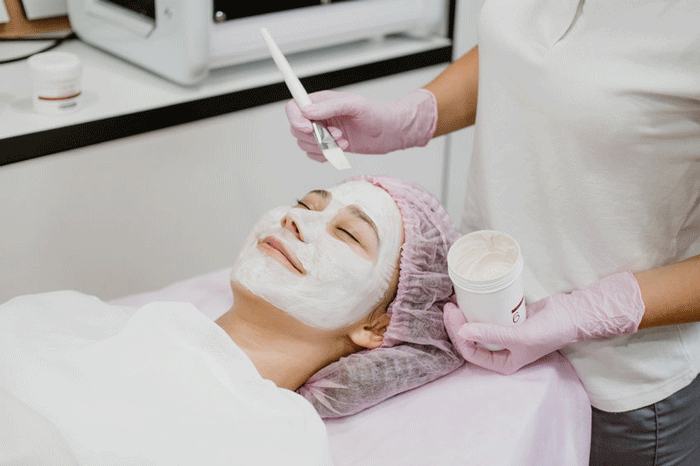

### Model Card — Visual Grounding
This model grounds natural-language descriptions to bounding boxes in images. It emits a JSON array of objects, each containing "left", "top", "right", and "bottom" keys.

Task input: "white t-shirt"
[
  {"left": 0, "top": 291, "right": 333, "bottom": 465},
  {"left": 463, "top": 0, "right": 700, "bottom": 412}
]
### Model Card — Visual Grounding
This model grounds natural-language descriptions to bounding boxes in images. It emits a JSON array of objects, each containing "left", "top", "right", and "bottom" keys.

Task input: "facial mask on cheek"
[
  {"left": 231, "top": 182, "right": 402, "bottom": 330},
  {"left": 289, "top": 219, "right": 381, "bottom": 327},
  {"left": 232, "top": 209, "right": 382, "bottom": 330}
]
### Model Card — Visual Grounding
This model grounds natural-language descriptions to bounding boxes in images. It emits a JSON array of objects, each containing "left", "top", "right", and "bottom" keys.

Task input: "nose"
[{"left": 281, "top": 214, "right": 303, "bottom": 241}]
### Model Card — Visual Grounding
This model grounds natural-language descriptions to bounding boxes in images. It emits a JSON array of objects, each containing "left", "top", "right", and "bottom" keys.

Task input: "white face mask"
[{"left": 231, "top": 181, "right": 403, "bottom": 330}]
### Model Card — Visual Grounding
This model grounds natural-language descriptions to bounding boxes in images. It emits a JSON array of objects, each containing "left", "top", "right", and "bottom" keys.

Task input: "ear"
[{"left": 348, "top": 312, "right": 390, "bottom": 350}]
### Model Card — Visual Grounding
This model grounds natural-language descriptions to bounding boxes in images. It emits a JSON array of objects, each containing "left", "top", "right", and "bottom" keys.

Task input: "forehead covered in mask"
[{"left": 231, "top": 180, "right": 403, "bottom": 330}]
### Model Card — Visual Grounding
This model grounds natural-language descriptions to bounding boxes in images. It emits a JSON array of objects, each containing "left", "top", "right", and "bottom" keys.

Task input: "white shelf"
[{"left": 0, "top": 34, "right": 451, "bottom": 141}]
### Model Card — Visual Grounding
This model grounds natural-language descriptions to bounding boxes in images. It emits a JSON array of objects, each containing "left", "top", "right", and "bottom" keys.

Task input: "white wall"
[
  {"left": 0, "top": 0, "right": 486, "bottom": 303},
  {"left": 0, "top": 65, "right": 448, "bottom": 303}
]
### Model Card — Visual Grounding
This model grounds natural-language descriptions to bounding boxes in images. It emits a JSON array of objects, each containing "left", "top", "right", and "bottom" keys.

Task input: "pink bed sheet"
[{"left": 111, "top": 268, "right": 591, "bottom": 466}]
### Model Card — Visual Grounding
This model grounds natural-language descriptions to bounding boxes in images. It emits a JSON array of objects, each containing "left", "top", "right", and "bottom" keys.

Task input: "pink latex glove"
[
  {"left": 284, "top": 89, "right": 437, "bottom": 162},
  {"left": 444, "top": 272, "right": 646, "bottom": 374}
]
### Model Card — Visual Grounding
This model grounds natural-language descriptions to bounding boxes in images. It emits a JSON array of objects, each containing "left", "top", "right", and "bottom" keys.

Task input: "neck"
[{"left": 216, "top": 283, "right": 359, "bottom": 391}]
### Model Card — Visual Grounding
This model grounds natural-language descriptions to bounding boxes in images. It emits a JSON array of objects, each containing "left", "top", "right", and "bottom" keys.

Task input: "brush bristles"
[{"left": 323, "top": 147, "right": 351, "bottom": 170}]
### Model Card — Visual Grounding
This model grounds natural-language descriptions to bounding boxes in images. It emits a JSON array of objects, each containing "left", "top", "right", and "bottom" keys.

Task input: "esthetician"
[{"left": 285, "top": 1, "right": 700, "bottom": 464}]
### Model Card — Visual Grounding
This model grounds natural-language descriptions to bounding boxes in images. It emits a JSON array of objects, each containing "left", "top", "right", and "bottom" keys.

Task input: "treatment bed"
[{"left": 110, "top": 267, "right": 592, "bottom": 466}]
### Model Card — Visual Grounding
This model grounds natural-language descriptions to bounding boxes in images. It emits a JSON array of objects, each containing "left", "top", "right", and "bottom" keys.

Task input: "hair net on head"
[{"left": 298, "top": 174, "right": 465, "bottom": 418}]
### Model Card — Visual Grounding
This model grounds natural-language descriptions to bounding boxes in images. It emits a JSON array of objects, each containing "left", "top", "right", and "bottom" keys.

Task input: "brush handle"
[{"left": 260, "top": 28, "right": 313, "bottom": 108}]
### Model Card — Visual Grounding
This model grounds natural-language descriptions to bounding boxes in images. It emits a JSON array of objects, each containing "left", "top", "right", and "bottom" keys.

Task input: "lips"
[{"left": 258, "top": 236, "right": 306, "bottom": 274}]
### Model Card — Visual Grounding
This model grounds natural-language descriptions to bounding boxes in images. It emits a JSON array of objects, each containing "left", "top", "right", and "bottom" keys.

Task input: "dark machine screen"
[
  {"left": 213, "top": 1, "right": 352, "bottom": 22},
  {"left": 102, "top": 0, "right": 156, "bottom": 20},
  {"left": 99, "top": 1, "right": 355, "bottom": 24}
]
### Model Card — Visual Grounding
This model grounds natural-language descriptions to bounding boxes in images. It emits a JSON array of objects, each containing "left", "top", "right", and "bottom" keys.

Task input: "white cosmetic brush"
[{"left": 260, "top": 28, "right": 351, "bottom": 170}]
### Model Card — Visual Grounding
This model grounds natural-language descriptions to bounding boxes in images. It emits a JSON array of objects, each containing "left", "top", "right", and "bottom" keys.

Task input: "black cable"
[{"left": 0, "top": 32, "right": 78, "bottom": 65}]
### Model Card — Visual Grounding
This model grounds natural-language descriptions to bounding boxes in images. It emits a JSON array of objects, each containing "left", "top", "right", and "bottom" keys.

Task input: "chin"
[{"left": 230, "top": 280, "right": 260, "bottom": 301}]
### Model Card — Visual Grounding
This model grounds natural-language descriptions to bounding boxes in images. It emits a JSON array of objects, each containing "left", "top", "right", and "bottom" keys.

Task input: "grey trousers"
[{"left": 589, "top": 374, "right": 700, "bottom": 466}]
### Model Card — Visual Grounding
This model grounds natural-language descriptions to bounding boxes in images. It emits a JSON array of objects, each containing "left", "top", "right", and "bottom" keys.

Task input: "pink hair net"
[{"left": 298, "top": 174, "right": 465, "bottom": 418}]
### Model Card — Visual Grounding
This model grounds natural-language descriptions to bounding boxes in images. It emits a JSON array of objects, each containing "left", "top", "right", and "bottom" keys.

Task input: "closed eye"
[
  {"left": 336, "top": 226, "right": 360, "bottom": 244},
  {"left": 295, "top": 190, "right": 330, "bottom": 211},
  {"left": 295, "top": 199, "right": 311, "bottom": 210}
]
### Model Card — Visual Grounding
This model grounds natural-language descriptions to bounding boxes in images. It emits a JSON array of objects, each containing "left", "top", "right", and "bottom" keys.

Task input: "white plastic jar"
[
  {"left": 447, "top": 230, "right": 526, "bottom": 351},
  {"left": 27, "top": 51, "right": 82, "bottom": 115}
]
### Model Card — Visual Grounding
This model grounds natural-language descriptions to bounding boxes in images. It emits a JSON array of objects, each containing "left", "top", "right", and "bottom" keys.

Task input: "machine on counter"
[{"left": 67, "top": 0, "right": 449, "bottom": 85}]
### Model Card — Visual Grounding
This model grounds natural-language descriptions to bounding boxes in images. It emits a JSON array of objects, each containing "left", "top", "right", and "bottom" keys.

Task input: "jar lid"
[
  {"left": 447, "top": 230, "right": 524, "bottom": 293},
  {"left": 28, "top": 51, "right": 82, "bottom": 81}
]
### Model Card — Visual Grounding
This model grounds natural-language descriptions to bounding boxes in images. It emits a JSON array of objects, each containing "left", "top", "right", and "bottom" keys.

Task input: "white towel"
[{"left": 0, "top": 291, "right": 332, "bottom": 465}]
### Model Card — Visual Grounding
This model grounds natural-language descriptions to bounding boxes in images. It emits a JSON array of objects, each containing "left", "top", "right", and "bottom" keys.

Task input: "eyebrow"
[{"left": 307, "top": 189, "right": 331, "bottom": 200}]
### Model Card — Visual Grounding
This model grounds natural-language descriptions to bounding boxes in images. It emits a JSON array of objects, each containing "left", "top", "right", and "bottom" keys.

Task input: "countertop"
[{"left": 0, "top": 33, "right": 452, "bottom": 166}]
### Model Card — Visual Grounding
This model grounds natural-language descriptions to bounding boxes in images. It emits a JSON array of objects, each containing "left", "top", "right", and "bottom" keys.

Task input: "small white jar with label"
[
  {"left": 447, "top": 230, "right": 526, "bottom": 351},
  {"left": 28, "top": 51, "right": 82, "bottom": 115}
]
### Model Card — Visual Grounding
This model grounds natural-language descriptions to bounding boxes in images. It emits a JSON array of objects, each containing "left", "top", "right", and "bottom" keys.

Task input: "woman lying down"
[{"left": 0, "top": 175, "right": 463, "bottom": 465}]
